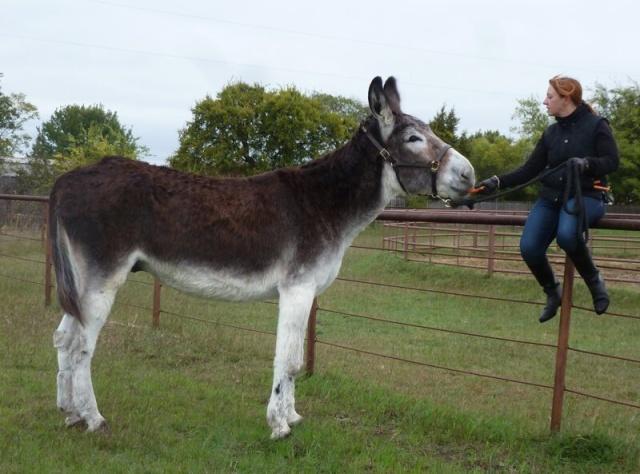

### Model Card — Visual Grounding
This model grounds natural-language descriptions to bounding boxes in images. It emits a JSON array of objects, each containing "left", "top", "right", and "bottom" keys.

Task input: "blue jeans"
[{"left": 520, "top": 196, "right": 605, "bottom": 265}]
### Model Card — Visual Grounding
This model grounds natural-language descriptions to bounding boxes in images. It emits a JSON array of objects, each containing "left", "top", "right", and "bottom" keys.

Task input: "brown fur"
[{"left": 49, "top": 119, "right": 393, "bottom": 318}]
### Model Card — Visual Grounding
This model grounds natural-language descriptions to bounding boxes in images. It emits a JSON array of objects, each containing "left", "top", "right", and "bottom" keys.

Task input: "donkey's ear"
[
  {"left": 383, "top": 76, "right": 401, "bottom": 114},
  {"left": 368, "top": 76, "right": 385, "bottom": 116},
  {"left": 368, "top": 76, "right": 395, "bottom": 133}
]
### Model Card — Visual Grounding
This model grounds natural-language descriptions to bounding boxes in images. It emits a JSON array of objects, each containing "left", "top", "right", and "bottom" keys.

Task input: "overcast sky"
[{"left": 2, "top": 0, "right": 638, "bottom": 165}]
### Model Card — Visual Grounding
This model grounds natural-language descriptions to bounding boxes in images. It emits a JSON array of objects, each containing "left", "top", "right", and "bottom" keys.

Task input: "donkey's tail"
[{"left": 49, "top": 202, "right": 82, "bottom": 322}]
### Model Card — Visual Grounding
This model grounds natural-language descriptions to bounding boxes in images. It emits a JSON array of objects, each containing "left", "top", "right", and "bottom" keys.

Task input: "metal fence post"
[
  {"left": 487, "top": 225, "right": 496, "bottom": 277},
  {"left": 43, "top": 202, "right": 52, "bottom": 306},
  {"left": 152, "top": 278, "right": 162, "bottom": 328},
  {"left": 306, "top": 297, "right": 318, "bottom": 375},
  {"left": 550, "top": 254, "right": 575, "bottom": 432},
  {"left": 403, "top": 222, "right": 409, "bottom": 260}
]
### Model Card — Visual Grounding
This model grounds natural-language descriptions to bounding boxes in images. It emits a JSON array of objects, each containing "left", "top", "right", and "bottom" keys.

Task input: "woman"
[{"left": 477, "top": 75, "right": 619, "bottom": 322}]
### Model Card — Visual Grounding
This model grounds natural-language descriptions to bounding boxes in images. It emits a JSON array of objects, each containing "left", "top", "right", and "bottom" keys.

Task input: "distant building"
[{"left": 0, "top": 156, "right": 30, "bottom": 194}]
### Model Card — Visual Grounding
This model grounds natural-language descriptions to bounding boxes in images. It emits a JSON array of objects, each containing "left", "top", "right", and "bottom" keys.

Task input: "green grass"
[{"left": 1, "top": 224, "right": 639, "bottom": 473}]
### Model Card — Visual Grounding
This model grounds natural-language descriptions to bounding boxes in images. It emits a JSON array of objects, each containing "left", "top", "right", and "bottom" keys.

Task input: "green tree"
[
  {"left": 170, "top": 82, "right": 364, "bottom": 176},
  {"left": 466, "top": 130, "right": 537, "bottom": 201},
  {"left": 429, "top": 105, "right": 460, "bottom": 148},
  {"left": 32, "top": 104, "right": 146, "bottom": 161},
  {"left": 591, "top": 82, "right": 640, "bottom": 204},
  {"left": 0, "top": 73, "right": 38, "bottom": 157},
  {"left": 19, "top": 104, "right": 147, "bottom": 193},
  {"left": 510, "top": 95, "right": 550, "bottom": 143}
]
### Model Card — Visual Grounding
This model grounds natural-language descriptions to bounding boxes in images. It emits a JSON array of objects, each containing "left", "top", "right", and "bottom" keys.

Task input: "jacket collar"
[{"left": 556, "top": 102, "right": 590, "bottom": 127}]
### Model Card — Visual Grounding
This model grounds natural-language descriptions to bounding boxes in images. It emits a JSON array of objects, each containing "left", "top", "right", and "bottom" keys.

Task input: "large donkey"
[{"left": 50, "top": 76, "right": 475, "bottom": 439}]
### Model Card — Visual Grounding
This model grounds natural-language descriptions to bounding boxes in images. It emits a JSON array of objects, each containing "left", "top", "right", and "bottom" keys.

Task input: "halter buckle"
[
  {"left": 379, "top": 148, "right": 392, "bottom": 162},
  {"left": 430, "top": 160, "right": 440, "bottom": 172}
]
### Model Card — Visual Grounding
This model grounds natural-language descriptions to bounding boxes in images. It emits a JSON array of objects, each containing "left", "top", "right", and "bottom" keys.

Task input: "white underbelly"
[
  {"left": 144, "top": 259, "right": 281, "bottom": 301},
  {"left": 136, "top": 246, "right": 347, "bottom": 302}
]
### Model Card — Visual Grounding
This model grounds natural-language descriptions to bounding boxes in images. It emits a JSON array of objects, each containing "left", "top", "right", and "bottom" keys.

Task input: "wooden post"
[
  {"left": 550, "top": 255, "right": 575, "bottom": 432},
  {"left": 152, "top": 278, "right": 162, "bottom": 328},
  {"left": 306, "top": 298, "right": 318, "bottom": 375},
  {"left": 43, "top": 203, "right": 52, "bottom": 307},
  {"left": 487, "top": 225, "right": 496, "bottom": 277}
]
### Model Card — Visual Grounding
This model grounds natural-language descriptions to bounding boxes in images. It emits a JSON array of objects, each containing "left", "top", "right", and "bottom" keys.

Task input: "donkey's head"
[{"left": 367, "top": 76, "right": 475, "bottom": 202}]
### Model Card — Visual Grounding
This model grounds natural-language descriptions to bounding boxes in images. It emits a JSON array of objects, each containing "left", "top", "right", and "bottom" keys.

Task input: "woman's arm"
[
  {"left": 586, "top": 120, "right": 619, "bottom": 176},
  {"left": 498, "top": 136, "right": 548, "bottom": 188}
]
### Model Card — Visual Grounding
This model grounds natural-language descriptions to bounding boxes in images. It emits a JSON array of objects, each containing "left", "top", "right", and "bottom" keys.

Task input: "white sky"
[{"left": 2, "top": 0, "right": 638, "bottom": 165}]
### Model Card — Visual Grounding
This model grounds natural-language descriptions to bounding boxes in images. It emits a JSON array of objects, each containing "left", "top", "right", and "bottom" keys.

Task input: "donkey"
[{"left": 50, "top": 76, "right": 475, "bottom": 439}]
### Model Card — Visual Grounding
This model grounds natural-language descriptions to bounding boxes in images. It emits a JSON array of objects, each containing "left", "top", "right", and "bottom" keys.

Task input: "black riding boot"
[
  {"left": 526, "top": 259, "right": 562, "bottom": 323},
  {"left": 568, "top": 247, "right": 609, "bottom": 315}
]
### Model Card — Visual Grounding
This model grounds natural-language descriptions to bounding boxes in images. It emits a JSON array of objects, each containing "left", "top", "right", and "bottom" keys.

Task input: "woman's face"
[{"left": 543, "top": 85, "right": 574, "bottom": 117}]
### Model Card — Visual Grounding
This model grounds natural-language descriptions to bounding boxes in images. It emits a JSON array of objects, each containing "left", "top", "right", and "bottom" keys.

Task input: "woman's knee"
[
  {"left": 556, "top": 229, "right": 578, "bottom": 253},
  {"left": 520, "top": 238, "right": 546, "bottom": 264}
]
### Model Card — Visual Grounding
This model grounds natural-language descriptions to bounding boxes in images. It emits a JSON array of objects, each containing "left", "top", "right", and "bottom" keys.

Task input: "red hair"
[{"left": 549, "top": 75, "right": 595, "bottom": 113}]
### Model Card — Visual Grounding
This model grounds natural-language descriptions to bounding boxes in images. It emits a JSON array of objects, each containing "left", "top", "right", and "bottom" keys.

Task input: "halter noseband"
[{"left": 361, "top": 126, "right": 452, "bottom": 205}]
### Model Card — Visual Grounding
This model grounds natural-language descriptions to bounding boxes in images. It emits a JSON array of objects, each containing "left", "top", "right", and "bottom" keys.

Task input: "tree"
[
  {"left": 170, "top": 82, "right": 364, "bottom": 176},
  {"left": 32, "top": 104, "right": 146, "bottom": 161},
  {"left": 429, "top": 105, "right": 460, "bottom": 147},
  {"left": 0, "top": 73, "right": 38, "bottom": 157},
  {"left": 19, "top": 104, "right": 148, "bottom": 193},
  {"left": 511, "top": 95, "right": 550, "bottom": 143},
  {"left": 466, "top": 130, "right": 537, "bottom": 201},
  {"left": 591, "top": 83, "right": 640, "bottom": 204}
]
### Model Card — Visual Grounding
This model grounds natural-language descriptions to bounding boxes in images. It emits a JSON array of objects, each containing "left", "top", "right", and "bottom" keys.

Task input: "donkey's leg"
[
  {"left": 53, "top": 313, "right": 83, "bottom": 426},
  {"left": 267, "top": 284, "right": 315, "bottom": 439},
  {"left": 70, "top": 286, "right": 118, "bottom": 432}
]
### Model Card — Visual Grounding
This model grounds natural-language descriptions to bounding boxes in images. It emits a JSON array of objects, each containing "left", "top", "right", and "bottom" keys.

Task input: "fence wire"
[{"left": 2, "top": 196, "right": 639, "bottom": 417}]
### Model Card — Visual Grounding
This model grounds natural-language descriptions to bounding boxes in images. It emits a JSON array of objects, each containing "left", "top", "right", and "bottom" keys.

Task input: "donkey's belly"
[{"left": 142, "top": 257, "right": 281, "bottom": 301}]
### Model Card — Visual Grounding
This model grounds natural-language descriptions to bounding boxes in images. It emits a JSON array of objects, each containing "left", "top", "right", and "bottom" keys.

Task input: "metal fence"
[{"left": 2, "top": 194, "right": 639, "bottom": 434}]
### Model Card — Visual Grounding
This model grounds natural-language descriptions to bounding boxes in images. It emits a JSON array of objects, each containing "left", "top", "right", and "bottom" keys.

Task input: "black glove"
[
  {"left": 567, "top": 157, "right": 589, "bottom": 173},
  {"left": 475, "top": 176, "right": 500, "bottom": 195}
]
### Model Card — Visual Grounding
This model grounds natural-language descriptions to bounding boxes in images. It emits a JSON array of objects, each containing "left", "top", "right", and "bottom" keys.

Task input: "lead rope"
[
  {"left": 451, "top": 161, "right": 570, "bottom": 208},
  {"left": 562, "top": 160, "right": 590, "bottom": 242},
  {"left": 454, "top": 160, "right": 597, "bottom": 243}
]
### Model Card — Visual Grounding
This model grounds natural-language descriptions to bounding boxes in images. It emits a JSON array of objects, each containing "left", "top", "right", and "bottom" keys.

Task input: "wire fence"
[
  {"left": 381, "top": 220, "right": 640, "bottom": 284},
  {"left": 2, "top": 195, "right": 640, "bottom": 431}
]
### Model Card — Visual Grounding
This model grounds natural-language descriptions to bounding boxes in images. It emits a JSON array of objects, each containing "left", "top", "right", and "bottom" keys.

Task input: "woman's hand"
[
  {"left": 474, "top": 176, "right": 500, "bottom": 195},
  {"left": 567, "top": 157, "right": 589, "bottom": 173}
]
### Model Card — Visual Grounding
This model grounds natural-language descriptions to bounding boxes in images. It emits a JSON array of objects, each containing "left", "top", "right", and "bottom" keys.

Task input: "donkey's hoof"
[
  {"left": 270, "top": 424, "right": 291, "bottom": 440},
  {"left": 287, "top": 412, "right": 303, "bottom": 426},
  {"left": 86, "top": 417, "right": 109, "bottom": 433},
  {"left": 65, "top": 413, "right": 85, "bottom": 428}
]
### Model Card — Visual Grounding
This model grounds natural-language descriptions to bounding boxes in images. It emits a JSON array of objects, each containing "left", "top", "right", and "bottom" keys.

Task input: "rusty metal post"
[
  {"left": 403, "top": 222, "right": 409, "bottom": 260},
  {"left": 550, "top": 255, "right": 575, "bottom": 432},
  {"left": 487, "top": 225, "right": 496, "bottom": 277},
  {"left": 41, "top": 202, "right": 47, "bottom": 246},
  {"left": 411, "top": 225, "right": 417, "bottom": 254},
  {"left": 44, "top": 202, "right": 52, "bottom": 306},
  {"left": 306, "top": 297, "right": 318, "bottom": 375},
  {"left": 152, "top": 278, "right": 162, "bottom": 328},
  {"left": 456, "top": 223, "right": 461, "bottom": 265},
  {"left": 473, "top": 224, "right": 478, "bottom": 249}
]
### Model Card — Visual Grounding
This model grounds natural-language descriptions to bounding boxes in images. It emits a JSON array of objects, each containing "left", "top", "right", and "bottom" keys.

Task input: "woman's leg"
[
  {"left": 520, "top": 198, "right": 563, "bottom": 322},
  {"left": 557, "top": 196, "right": 609, "bottom": 314}
]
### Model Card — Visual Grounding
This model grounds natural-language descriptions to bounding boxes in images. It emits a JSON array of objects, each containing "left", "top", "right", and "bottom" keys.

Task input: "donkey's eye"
[{"left": 408, "top": 135, "right": 422, "bottom": 143}]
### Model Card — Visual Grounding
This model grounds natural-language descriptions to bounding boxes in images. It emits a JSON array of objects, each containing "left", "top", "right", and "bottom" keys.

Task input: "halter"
[{"left": 361, "top": 126, "right": 452, "bottom": 205}]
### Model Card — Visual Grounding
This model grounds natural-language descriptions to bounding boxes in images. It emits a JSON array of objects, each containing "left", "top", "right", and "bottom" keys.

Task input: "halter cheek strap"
[{"left": 361, "top": 126, "right": 451, "bottom": 201}]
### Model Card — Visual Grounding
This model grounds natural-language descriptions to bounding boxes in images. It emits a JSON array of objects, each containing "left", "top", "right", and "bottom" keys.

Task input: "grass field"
[{"left": 1, "top": 223, "right": 639, "bottom": 473}]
